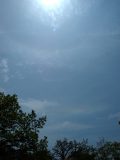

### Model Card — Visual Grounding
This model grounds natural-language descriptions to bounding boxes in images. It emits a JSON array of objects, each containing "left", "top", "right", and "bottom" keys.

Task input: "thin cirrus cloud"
[
  {"left": 46, "top": 121, "right": 94, "bottom": 131},
  {"left": 21, "top": 98, "right": 107, "bottom": 116},
  {"left": 21, "top": 99, "right": 58, "bottom": 114},
  {"left": 0, "top": 87, "right": 5, "bottom": 92},
  {"left": 21, "top": 98, "right": 96, "bottom": 141},
  {"left": 108, "top": 112, "right": 120, "bottom": 120},
  {"left": 0, "top": 58, "right": 9, "bottom": 82}
]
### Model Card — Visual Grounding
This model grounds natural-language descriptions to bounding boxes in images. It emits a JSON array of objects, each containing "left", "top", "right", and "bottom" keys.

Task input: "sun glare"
[
  {"left": 35, "top": 0, "right": 67, "bottom": 30},
  {"left": 41, "top": 0, "right": 61, "bottom": 10}
]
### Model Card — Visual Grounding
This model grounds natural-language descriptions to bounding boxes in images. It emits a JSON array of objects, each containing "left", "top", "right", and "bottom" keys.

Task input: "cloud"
[
  {"left": 21, "top": 98, "right": 106, "bottom": 117},
  {"left": 21, "top": 98, "right": 108, "bottom": 138},
  {"left": 0, "top": 87, "right": 5, "bottom": 92},
  {"left": 64, "top": 105, "right": 107, "bottom": 115},
  {"left": 0, "top": 58, "right": 9, "bottom": 82},
  {"left": 108, "top": 112, "right": 120, "bottom": 120},
  {"left": 21, "top": 99, "right": 58, "bottom": 114},
  {"left": 47, "top": 121, "right": 94, "bottom": 131}
]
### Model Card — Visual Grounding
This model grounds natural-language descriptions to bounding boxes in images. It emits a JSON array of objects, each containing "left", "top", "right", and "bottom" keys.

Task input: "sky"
[{"left": 0, "top": 0, "right": 120, "bottom": 146}]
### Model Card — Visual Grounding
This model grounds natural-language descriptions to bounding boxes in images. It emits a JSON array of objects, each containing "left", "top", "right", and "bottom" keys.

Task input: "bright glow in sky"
[
  {"left": 35, "top": 0, "right": 66, "bottom": 30},
  {"left": 41, "top": 0, "right": 62, "bottom": 10}
]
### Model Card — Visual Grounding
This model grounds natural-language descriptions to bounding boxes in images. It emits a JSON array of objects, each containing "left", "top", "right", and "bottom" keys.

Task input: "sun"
[{"left": 41, "top": 0, "right": 61, "bottom": 10}]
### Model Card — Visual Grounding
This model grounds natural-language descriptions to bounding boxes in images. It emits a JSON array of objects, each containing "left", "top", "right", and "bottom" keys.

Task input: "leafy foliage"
[{"left": 0, "top": 92, "right": 50, "bottom": 160}]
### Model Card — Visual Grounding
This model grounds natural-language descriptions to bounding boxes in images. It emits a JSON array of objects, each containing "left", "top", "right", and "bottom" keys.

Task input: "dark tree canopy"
[
  {"left": 52, "top": 138, "right": 120, "bottom": 160},
  {"left": 96, "top": 138, "right": 120, "bottom": 160},
  {"left": 52, "top": 138, "right": 95, "bottom": 160},
  {"left": 52, "top": 138, "right": 73, "bottom": 160},
  {"left": 0, "top": 92, "right": 51, "bottom": 160}
]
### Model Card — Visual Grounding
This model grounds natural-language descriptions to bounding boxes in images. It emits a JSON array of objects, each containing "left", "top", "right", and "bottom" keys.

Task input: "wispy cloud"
[
  {"left": 0, "top": 58, "right": 9, "bottom": 82},
  {"left": 21, "top": 99, "right": 58, "bottom": 114},
  {"left": 21, "top": 98, "right": 106, "bottom": 117},
  {"left": 108, "top": 112, "right": 120, "bottom": 120},
  {"left": 0, "top": 87, "right": 5, "bottom": 92},
  {"left": 21, "top": 97, "right": 109, "bottom": 123},
  {"left": 47, "top": 121, "right": 94, "bottom": 131},
  {"left": 64, "top": 105, "right": 108, "bottom": 115}
]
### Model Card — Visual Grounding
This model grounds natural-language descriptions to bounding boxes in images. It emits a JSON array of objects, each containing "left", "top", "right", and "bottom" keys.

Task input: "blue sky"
[{"left": 0, "top": 0, "right": 120, "bottom": 146}]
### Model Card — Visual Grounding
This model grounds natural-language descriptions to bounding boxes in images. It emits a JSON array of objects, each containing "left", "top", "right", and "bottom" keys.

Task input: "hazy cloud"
[
  {"left": 0, "top": 58, "right": 9, "bottom": 82},
  {"left": 108, "top": 112, "right": 120, "bottom": 120},
  {"left": 21, "top": 98, "right": 58, "bottom": 114},
  {"left": 47, "top": 121, "right": 94, "bottom": 131},
  {"left": 0, "top": 87, "right": 5, "bottom": 92}
]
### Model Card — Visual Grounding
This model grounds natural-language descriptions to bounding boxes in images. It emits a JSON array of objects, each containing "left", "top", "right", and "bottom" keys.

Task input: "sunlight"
[
  {"left": 35, "top": 0, "right": 71, "bottom": 30},
  {"left": 41, "top": 0, "right": 61, "bottom": 10}
]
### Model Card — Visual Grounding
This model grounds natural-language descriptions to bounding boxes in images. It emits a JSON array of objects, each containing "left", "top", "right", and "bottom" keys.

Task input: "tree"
[
  {"left": 96, "top": 138, "right": 120, "bottom": 160},
  {"left": 52, "top": 138, "right": 74, "bottom": 160},
  {"left": 0, "top": 92, "right": 49, "bottom": 160},
  {"left": 69, "top": 139, "right": 96, "bottom": 160},
  {"left": 52, "top": 138, "right": 95, "bottom": 160}
]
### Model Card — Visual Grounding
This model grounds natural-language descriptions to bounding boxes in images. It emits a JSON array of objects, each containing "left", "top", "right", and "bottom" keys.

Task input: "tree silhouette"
[
  {"left": 52, "top": 138, "right": 73, "bottom": 160},
  {"left": 0, "top": 92, "right": 50, "bottom": 160},
  {"left": 52, "top": 138, "right": 95, "bottom": 160},
  {"left": 96, "top": 138, "right": 120, "bottom": 160}
]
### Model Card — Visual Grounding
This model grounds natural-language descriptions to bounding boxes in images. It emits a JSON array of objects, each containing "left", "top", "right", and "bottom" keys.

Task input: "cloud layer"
[{"left": 0, "top": 0, "right": 120, "bottom": 145}]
